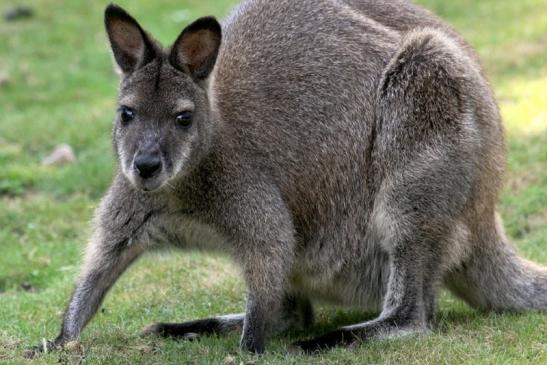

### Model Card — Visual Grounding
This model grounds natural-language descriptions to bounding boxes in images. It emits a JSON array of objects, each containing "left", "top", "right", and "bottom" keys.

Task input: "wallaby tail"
[{"left": 446, "top": 214, "right": 547, "bottom": 312}]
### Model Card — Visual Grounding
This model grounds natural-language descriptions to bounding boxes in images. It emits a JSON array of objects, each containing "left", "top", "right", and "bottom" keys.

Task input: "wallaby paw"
[
  {"left": 23, "top": 338, "right": 64, "bottom": 358},
  {"left": 23, "top": 346, "right": 42, "bottom": 359}
]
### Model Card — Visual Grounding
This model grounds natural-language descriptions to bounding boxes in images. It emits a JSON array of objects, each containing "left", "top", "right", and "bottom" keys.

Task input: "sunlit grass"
[{"left": 502, "top": 75, "right": 547, "bottom": 135}]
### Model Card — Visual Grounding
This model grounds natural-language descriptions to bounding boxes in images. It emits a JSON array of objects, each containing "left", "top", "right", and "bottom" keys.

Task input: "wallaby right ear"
[
  {"left": 169, "top": 16, "right": 222, "bottom": 81},
  {"left": 104, "top": 4, "right": 156, "bottom": 74}
]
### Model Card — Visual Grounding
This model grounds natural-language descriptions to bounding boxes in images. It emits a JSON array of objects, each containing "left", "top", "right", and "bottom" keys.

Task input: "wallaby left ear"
[{"left": 169, "top": 16, "right": 222, "bottom": 81}]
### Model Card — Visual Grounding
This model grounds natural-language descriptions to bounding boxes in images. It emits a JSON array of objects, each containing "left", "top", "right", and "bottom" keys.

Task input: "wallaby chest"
[{"left": 144, "top": 210, "right": 229, "bottom": 252}]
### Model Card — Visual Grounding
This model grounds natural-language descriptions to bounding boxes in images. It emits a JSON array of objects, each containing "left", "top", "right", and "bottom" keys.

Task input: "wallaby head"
[{"left": 104, "top": 4, "right": 221, "bottom": 191}]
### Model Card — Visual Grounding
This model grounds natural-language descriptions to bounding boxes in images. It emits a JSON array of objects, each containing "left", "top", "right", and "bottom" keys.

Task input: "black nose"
[{"left": 134, "top": 154, "right": 162, "bottom": 179}]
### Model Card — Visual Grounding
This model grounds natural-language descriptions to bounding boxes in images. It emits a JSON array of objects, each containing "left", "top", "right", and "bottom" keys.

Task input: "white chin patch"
[{"left": 124, "top": 170, "right": 166, "bottom": 192}]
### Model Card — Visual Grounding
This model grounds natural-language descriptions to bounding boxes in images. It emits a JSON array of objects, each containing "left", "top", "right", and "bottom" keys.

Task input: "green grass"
[{"left": 0, "top": 0, "right": 546, "bottom": 363}]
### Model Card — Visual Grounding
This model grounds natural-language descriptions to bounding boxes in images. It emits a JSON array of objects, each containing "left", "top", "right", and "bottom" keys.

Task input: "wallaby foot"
[
  {"left": 288, "top": 316, "right": 429, "bottom": 353},
  {"left": 142, "top": 314, "right": 244, "bottom": 340},
  {"left": 143, "top": 294, "right": 313, "bottom": 349},
  {"left": 143, "top": 311, "right": 268, "bottom": 353}
]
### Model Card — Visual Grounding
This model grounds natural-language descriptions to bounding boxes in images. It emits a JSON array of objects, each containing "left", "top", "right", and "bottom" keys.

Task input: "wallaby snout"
[
  {"left": 130, "top": 150, "right": 166, "bottom": 192},
  {"left": 126, "top": 140, "right": 167, "bottom": 191},
  {"left": 134, "top": 147, "right": 162, "bottom": 180}
]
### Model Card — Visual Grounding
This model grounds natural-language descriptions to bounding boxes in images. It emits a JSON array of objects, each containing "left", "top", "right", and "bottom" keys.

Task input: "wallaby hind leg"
[
  {"left": 290, "top": 28, "right": 484, "bottom": 352},
  {"left": 142, "top": 293, "right": 313, "bottom": 339},
  {"left": 290, "top": 229, "right": 445, "bottom": 352}
]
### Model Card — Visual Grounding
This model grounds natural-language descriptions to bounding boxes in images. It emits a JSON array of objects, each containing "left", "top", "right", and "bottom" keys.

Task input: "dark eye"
[
  {"left": 176, "top": 111, "right": 193, "bottom": 127},
  {"left": 118, "top": 106, "right": 135, "bottom": 124}
]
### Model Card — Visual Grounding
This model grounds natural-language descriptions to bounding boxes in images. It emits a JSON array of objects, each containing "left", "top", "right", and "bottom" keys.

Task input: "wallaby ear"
[
  {"left": 104, "top": 4, "right": 156, "bottom": 74},
  {"left": 169, "top": 16, "right": 222, "bottom": 81}
]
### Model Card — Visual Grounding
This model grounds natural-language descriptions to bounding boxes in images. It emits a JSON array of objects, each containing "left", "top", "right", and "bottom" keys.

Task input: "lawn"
[{"left": 0, "top": 0, "right": 546, "bottom": 364}]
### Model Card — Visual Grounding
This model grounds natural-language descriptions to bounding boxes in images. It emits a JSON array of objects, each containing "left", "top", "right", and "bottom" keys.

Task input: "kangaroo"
[{"left": 30, "top": 0, "right": 546, "bottom": 356}]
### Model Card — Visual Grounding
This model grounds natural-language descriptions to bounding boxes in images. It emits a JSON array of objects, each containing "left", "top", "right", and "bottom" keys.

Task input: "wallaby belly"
[
  {"left": 291, "top": 259, "right": 390, "bottom": 310},
  {"left": 290, "top": 228, "right": 390, "bottom": 309}
]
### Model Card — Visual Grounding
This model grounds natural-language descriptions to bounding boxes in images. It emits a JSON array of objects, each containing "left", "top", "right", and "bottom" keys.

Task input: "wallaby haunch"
[{"left": 31, "top": 0, "right": 546, "bottom": 355}]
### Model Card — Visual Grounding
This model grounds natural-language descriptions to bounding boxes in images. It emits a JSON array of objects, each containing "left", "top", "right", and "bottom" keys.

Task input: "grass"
[{"left": 0, "top": 0, "right": 546, "bottom": 363}]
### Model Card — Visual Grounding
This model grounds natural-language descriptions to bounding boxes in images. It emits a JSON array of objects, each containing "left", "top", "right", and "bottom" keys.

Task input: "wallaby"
[{"left": 30, "top": 0, "right": 546, "bottom": 356}]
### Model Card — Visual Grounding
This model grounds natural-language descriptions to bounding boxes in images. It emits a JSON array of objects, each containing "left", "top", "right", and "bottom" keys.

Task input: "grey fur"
[{"left": 30, "top": 0, "right": 546, "bottom": 356}]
